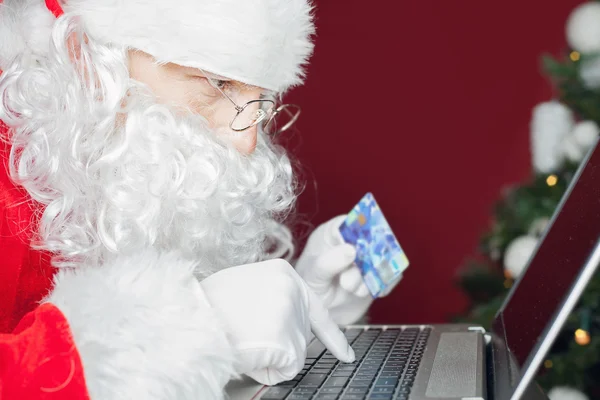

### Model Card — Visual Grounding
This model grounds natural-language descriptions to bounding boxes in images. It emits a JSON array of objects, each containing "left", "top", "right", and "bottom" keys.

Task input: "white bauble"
[
  {"left": 504, "top": 235, "right": 538, "bottom": 279},
  {"left": 561, "top": 120, "right": 599, "bottom": 162},
  {"left": 528, "top": 217, "right": 550, "bottom": 237},
  {"left": 572, "top": 120, "right": 599, "bottom": 150},
  {"left": 530, "top": 102, "right": 574, "bottom": 173},
  {"left": 548, "top": 386, "right": 589, "bottom": 400},
  {"left": 566, "top": 2, "right": 600, "bottom": 53},
  {"left": 579, "top": 56, "right": 600, "bottom": 89},
  {"left": 562, "top": 134, "right": 586, "bottom": 163}
]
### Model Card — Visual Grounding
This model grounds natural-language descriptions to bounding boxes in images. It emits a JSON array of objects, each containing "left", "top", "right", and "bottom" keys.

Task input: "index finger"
[{"left": 306, "top": 287, "right": 356, "bottom": 363}]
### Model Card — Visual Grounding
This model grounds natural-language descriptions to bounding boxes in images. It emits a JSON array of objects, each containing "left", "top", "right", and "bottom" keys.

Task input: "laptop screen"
[{"left": 492, "top": 140, "right": 600, "bottom": 369}]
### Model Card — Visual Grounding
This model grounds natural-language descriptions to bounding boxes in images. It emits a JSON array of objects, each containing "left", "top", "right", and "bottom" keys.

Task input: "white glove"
[
  {"left": 295, "top": 215, "right": 403, "bottom": 326},
  {"left": 200, "top": 258, "right": 355, "bottom": 386}
]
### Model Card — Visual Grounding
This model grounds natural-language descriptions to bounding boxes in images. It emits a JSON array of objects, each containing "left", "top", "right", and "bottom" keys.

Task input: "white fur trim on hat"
[{"left": 0, "top": 0, "right": 316, "bottom": 93}]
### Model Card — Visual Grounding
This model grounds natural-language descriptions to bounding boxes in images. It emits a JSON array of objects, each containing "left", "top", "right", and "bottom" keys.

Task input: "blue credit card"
[{"left": 338, "top": 193, "right": 409, "bottom": 298}]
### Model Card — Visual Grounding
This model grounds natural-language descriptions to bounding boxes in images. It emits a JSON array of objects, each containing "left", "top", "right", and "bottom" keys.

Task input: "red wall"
[{"left": 284, "top": 0, "right": 585, "bottom": 324}]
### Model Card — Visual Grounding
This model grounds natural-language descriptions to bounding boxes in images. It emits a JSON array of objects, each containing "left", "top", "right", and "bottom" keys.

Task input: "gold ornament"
[
  {"left": 574, "top": 328, "right": 591, "bottom": 346},
  {"left": 570, "top": 51, "right": 581, "bottom": 62}
]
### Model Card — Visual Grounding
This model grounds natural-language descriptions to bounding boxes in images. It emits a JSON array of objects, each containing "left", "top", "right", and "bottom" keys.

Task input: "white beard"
[{"left": 0, "top": 21, "right": 298, "bottom": 277}]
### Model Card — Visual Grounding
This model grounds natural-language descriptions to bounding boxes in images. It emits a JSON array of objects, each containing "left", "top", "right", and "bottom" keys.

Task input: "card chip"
[{"left": 358, "top": 213, "right": 367, "bottom": 226}]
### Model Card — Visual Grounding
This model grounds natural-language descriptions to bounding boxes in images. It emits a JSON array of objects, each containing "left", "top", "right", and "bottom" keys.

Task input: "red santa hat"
[{"left": 0, "top": 0, "right": 316, "bottom": 92}]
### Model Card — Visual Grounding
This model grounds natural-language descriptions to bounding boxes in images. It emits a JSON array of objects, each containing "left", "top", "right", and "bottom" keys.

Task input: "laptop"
[{"left": 226, "top": 138, "right": 600, "bottom": 400}]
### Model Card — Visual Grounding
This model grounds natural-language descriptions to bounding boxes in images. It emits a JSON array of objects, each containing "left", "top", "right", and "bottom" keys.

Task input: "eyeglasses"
[{"left": 199, "top": 69, "right": 301, "bottom": 136}]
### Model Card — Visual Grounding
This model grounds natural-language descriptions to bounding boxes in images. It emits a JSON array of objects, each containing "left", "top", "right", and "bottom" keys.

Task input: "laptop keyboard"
[{"left": 260, "top": 326, "right": 431, "bottom": 400}]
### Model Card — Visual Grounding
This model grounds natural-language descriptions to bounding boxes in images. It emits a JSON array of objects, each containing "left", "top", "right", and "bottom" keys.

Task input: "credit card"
[{"left": 338, "top": 192, "right": 409, "bottom": 298}]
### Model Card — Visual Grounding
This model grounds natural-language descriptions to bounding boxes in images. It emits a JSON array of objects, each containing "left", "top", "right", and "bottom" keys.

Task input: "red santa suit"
[{"left": 0, "top": 119, "right": 89, "bottom": 398}]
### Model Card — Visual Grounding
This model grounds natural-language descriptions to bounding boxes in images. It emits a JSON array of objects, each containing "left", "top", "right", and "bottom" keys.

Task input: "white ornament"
[
  {"left": 579, "top": 56, "right": 600, "bottom": 89},
  {"left": 548, "top": 386, "right": 589, "bottom": 400},
  {"left": 561, "top": 120, "right": 599, "bottom": 162},
  {"left": 572, "top": 120, "right": 599, "bottom": 150},
  {"left": 528, "top": 217, "right": 550, "bottom": 237},
  {"left": 530, "top": 102, "right": 575, "bottom": 173},
  {"left": 562, "top": 134, "right": 586, "bottom": 163},
  {"left": 504, "top": 235, "right": 538, "bottom": 279},
  {"left": 566, "top": 2, "right": 600, "bottom": 53}
]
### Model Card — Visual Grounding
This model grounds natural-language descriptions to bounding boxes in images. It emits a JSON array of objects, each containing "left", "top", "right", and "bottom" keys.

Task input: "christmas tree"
[{"left": 455, "top": 2, "right": 600, "bottom": 400}]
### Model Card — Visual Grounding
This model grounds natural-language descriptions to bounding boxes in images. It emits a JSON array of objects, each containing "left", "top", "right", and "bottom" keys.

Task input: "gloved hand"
[
  {"left": 295, "top": 215, "right": 403, "bottom": 326},
  {"left": 200, "top": 258, "right": 355, "bottom": 386}
]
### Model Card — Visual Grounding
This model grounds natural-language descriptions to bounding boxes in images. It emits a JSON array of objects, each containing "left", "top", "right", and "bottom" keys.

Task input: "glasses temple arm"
[{"left": 198, "top": 68, "right": 243, "bottom": 111}]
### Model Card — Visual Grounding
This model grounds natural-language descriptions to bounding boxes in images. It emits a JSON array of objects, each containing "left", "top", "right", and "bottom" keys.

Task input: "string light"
[
  {"left": 503, "top": 269, "right": 513, "bottom": 288},
  {"left": 575, "top": 329, "right": 591, "bottom": 346},
  {"left": 544, "top": 360, "right": 553, "bottom": 369},
  {"left": 570, "top": 51, "right": 581, "bottom": 62},
  {"left": 546, "top": 175, "right": 558, "bottom": 187},
  {"left": 574, "top": 308, "right": 592, "bottom": 346}
]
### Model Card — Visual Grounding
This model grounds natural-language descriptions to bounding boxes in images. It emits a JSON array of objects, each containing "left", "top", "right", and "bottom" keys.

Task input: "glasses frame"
[{"left": 199, "top": 69, "right": 301, "bottom": 136}]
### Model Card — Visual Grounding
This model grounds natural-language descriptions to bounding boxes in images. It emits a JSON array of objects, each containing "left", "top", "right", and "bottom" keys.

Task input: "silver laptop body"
[{"left": 227, "top": 138, "right": 600, "bottom": 400}]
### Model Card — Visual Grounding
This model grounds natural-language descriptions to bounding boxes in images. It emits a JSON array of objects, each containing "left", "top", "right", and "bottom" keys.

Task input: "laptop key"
[
  {"left": 324, "top": 376, "right": 350, "bottom": 387},
  {"left": 340, "top": 395, "right": 366, "bottom": 400},
  {"left": 294, "top": 387, "right": 317, "bottom": 393},
  {"left": 313, "top": 394, "right": 339, "bottom": 400},
  {"left": 371, "top": 386, "right": 394, "bottom": 394},
  {"left": 318, "top": 360, "right": 338, "bottom": 365},
  {"left": 346, "top": 387, "right": 369, "bottom": 394},
  {"left": 320, "top": 387, "right": 343, "bottom": 394},
  {"left": 315, "top": 366, "right": 336, "bottom": 373},
  {"left": 382, "top": 368, "right": 403, "bottom": 375},
  {"left": 374, "top": 378, "right": 398, "bottom": 387},
  {"left": 288, "top": 395, "right": 313, "bottom": 400},
  {"left": 299, "top": 373, "right": 328, "bottom": 387},
  {"left": 274, "top": 381, "right": 298, "bottom": 388},
  {"left": 348, "top": 382, "right": 372, "bottom": 390},
  {"left": 367, "top": 394, "right": 393, "bottom": 400},
  {"left": 384, "top": 362, "right": 404, "bottom": 368},
  {"left": 260, "top": 387, "right": 292, "bottom": 399},
  {"left": 355, "top": 372, "right": 377, "bottom": 378},
  {"left": 332, "top": 371, "right": 353, "bottom": 377}
]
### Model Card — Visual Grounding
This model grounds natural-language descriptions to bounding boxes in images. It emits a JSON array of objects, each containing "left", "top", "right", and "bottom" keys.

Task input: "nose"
[{"left": 217, "top": 122, "right": 258, "bottom": 155}]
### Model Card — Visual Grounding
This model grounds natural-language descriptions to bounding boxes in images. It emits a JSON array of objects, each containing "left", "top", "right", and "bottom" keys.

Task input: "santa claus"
[{"left": 0, "top": 0, "right": 399, "bottom": 398}]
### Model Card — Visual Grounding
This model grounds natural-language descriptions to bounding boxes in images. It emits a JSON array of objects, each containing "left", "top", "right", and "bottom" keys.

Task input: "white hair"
[{"left": 0, "top": 15, "right": 299, "bottom": 276}]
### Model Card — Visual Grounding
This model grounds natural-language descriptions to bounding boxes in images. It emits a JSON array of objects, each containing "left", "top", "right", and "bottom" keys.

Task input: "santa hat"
[{"left": 0, "top": 0, "right": 316, "bottom": 93}]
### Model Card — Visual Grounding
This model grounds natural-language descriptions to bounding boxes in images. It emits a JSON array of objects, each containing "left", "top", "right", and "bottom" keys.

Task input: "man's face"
[{"left": 128, "top": 50, "right": 265, "bottom": 155}]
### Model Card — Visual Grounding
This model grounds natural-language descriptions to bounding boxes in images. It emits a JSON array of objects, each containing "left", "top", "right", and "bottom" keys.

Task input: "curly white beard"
[{"left": 0, "top": 17, "right": 298, "bottom": 276}]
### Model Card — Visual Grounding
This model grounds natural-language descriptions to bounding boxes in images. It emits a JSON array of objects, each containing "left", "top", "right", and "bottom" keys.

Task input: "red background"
[{"left": 285, "top": 0, "right": 585, "bottom": 324}]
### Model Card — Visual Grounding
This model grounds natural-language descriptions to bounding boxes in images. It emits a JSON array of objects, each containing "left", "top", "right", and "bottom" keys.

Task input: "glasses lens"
[
  {"left": 231, "top": 100, "right": 274, "bottom": 131},
  {"left": 266, "top": 104, "right": 301, "bottom": 135}
]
